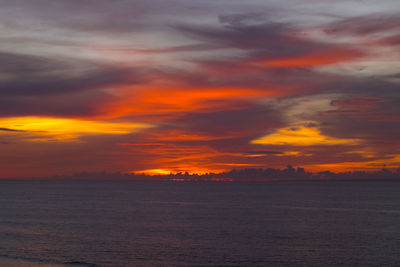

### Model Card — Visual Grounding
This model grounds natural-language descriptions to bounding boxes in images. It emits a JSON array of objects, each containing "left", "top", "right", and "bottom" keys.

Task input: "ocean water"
[{"left": 0, "top": 180, "right": 400, "bottom": 267}]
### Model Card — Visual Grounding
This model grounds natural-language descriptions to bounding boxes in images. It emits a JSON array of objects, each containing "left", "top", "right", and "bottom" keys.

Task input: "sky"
[{"left": 0, "top": 0, "right": 399, "bottom": 178}]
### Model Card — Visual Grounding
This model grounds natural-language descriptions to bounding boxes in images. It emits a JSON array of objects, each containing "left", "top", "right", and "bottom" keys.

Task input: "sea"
[{"left": 0, "top": 180, "right": 399, "bottom": 267}]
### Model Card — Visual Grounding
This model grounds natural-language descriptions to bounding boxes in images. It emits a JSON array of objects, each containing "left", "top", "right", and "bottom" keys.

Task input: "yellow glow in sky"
[
  {"left": 0, "top": 116, "right": 152, "bottom": 141},
  {"left": 277, "top": 151, "right": 302, "bottom": 156},
  {"left": 136, "top": 169, "right": 173, "bottom": 175},
  {"left": 251, "top": 126, "right": 359, "bottom": 146}
]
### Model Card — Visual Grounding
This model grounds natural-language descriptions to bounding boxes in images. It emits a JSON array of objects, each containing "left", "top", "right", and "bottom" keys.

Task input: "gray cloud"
[
  {"left": 173, "top": 19, "right": 297, "bottom": 52},
  {"left": 0, "top": 0, "right": 200, "bottom": 35},
  {"left": 0, "top": 52, "right": 67, "bottom": 73},
  {"left": 0, "top": 90, "right": 114, "bottom": 117},
  {"left": 310, "top": 79, "right": 400, "bottom": 142},
  {"left": 0, "top": 127, "right": 24, "bottom": 132},
  {"left": 0, "top": 52, "right": 142, "bottom": 96},
  {"left": 0, "top": 51, "right": 147, "bottom": 117},
  {"left": 323, "top": 13, "right": 400, "bottom": 36},
  {"left": 172, "top": 105, "right": 283, "bottom": 137}
]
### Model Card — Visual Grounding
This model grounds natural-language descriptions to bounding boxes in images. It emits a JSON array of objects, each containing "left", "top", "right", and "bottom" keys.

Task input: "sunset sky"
[{"left": 0, "top": 0, "right": 400, "bottom": 178}]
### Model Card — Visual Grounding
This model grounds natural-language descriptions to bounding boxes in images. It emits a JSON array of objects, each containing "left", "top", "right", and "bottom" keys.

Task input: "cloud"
[
  {"left": 0, "top": 51, "right": 143, "bottom": 97},
  {"left": 0, "top": 51, "right": 66, "bottom": 74},
  {"left": 330, "top": 96, "right": 389, "bottom": 110},
  {"left": 173, "top": 13, "right": 366, "bottom": 67},
  {"left": 378, "top": 34, "right": 400, "bottom": 46},
  {"left": 244, "top": 150, "right": 283, "bottom": 155},
  {"left": 251, "top": 126, "right": 360, "bottom": 146},
  {"left": 0, "top": 127, "right": 24, "bottom": 132},
  {"left": 0, "top": 50, "right": 149, "bottom": 118},
  {"left": 170, "top": 105, "right": 284, "bottom": 139},
  {"left": 0, "top": 2, "right": 400, "bottom": 177},
  {"left": 0, "top": 141, "right": 16, "bottom": 144},
  {"left": 322, "top": 13, "right": 400, "bottom": 36},
  {"left": 173, "top": 18, "right": 300, "bottom": 51},
  {"left": 252, "top": 47, "right": 363, "bottom": 68},
  {"left": 0, "top": 116, "right": 152, "bottom": 141}
]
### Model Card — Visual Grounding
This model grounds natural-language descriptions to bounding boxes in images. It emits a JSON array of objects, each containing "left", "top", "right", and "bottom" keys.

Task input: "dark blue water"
[{"left": 0, "top": 180, "right": 400, "bottom": 266}]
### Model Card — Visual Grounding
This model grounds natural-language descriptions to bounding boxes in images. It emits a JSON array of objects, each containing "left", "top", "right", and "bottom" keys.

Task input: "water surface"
[{"left": 0, "top": 180, "right": 399, "bottom": 266}]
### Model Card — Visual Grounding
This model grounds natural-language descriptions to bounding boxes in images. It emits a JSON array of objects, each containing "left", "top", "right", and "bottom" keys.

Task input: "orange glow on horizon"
[
  {"left": 304, "top": 154, "right": 400, "bottom": 172},
  {"left": 134, "top": 167, "right": 222, "bottom": 175},
  {"left": 136, "top": 169, "right": 173, "bottom": 175}
]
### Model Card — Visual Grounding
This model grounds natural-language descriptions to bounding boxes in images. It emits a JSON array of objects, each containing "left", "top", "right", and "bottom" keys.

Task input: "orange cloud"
[
  {"left": 121, "top": 135, "right": 237, "bottom": 174},
  {"left": 252, "top": 48, "right": 363, "bottom": 68},
  {"left": 97, "top": 85, "right": 280, "bottom": 119},
  {"left": 146, "top": 129, "right": 224, "bottom": 141},
  {"left": 0, "top": 116, "right": 151, "bottom": 141},
  {"left": 251, "top": 126, "right": 360, "bottom": 146}
]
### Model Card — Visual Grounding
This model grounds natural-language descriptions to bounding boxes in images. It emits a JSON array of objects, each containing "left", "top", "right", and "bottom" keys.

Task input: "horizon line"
[{"left": 2, "top": 166, "right": 399, "bottom": 181}]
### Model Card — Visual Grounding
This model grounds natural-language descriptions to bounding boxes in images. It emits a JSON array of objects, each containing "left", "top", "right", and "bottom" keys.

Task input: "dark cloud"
[
  {"left": 172, "top": 13, "right": 365, "bottom": 84},
  {"left": 0, "top": 89, "right": 114, "bottom": 117},
  {"left": 245, "top": 150, "right": 282, "bottom": 155},
  {"left": 304, "top": 122, "right": 318, "bottom": 128},
  {"left": 174, "top": 12, "right": 359, "bottom": 60},
  {"left": 319, "top": 112, "right": 400, "bottom": 150},
  {"left": 0, "top": 50, "right": 152, "bottom": 117},
  {"left": 172, "top": 105, "right": 284, "bottom": 138},
  {"left": 0, "top": 52, "right": 143, "bottom": 97},
  {"left": 315, "top": 80, "right": 400, "bottom": 143},
  {"left": 0, "top": 52, "right": 67, "bottom": 73},
  {"left": 325, "top": 78, "right": 400, "bottom": 98},
  {"left": 0, "top": 69, "right": 127, "bottom": 96},
  {"left": 0, "top": 127, "right": 24, "bottom": 132},
  {"left": 0, "top": 141, "right": 16, "bottom": 144},
  {"left": 0, "top": 51, "right": 145, "bottom": 116},
  {"left": 173, "top": 18, "right": 297, "bottom": 52},
  {"left": 0, "top": 51, "right": 145, "bottom": 117}
]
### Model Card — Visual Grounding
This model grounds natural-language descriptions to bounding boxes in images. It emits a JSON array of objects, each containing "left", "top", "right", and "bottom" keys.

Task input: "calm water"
[{"left": 0, "top": 180, "right": 400, "bottom": 266}]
